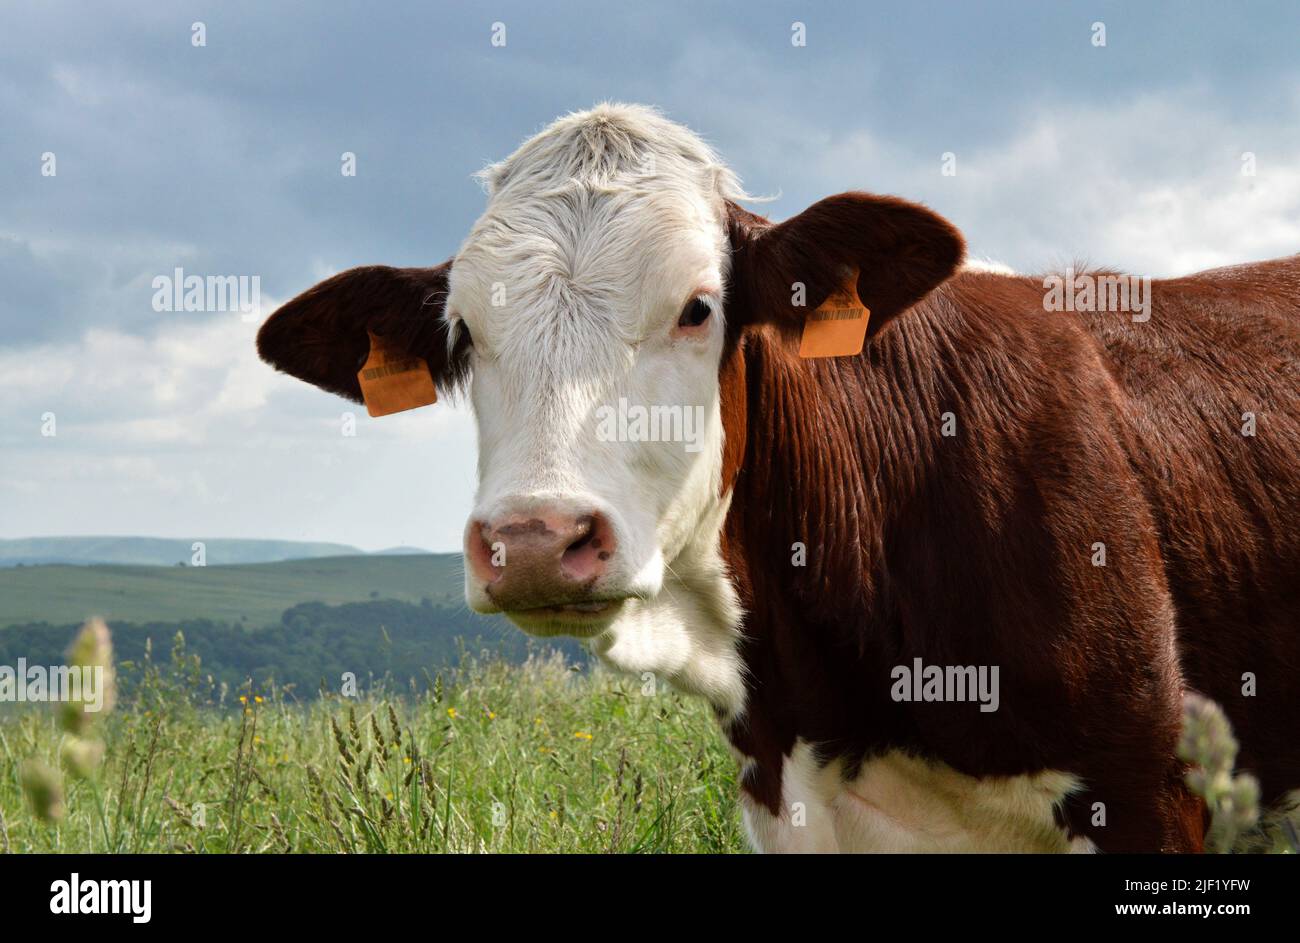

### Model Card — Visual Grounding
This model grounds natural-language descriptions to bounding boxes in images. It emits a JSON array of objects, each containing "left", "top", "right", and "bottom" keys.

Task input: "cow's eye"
[{"left": 678, "top": 297, "right": 713, "bottom": 328}]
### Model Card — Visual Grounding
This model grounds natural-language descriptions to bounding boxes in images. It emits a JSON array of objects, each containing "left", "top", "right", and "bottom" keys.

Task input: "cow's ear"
[
  {"left": 257, "top": 261, "right": 468, "bottom": 403},
  {"left": 727, "top": 193, "right": 964, "bottom": 340}
]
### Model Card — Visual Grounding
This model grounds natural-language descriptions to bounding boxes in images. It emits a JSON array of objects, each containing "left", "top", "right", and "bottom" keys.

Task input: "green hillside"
[
  {"left": 0, "top": 553, "right": 465, "bottom": 627},
  {"left": 0, "top": 536, "right": 369, "bottom": 567}
]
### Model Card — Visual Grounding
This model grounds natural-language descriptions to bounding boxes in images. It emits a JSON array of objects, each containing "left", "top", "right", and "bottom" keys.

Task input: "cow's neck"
[{"left": 716, "top": 308, "right": 947, "bottom": 813}]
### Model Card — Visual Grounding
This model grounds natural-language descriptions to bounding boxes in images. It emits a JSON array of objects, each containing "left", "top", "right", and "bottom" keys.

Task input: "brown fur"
[
  {"left": 256, "top": 262, "right": 469, "bottom": 402},
  {"left": 718, "top": 196, "right": 1300, "bottom": 852},
  {"left": 257, "top": 193, "right": 1299, "bottom": 854}
]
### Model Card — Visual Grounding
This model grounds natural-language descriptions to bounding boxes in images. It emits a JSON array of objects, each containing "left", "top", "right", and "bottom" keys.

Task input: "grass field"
[
  {"left": 0, "top": 650, "right": 745, "bottom": 853},
  {"left": 2, "top": 619, "right": 1287, "bottom": 855},
  {"left": 0, "top": 554, "right": 465, "bottom": 627}
]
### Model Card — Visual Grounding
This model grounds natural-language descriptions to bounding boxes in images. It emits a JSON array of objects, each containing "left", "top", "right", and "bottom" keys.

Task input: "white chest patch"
[{"left": 740, "top": 741, "right": 1095, "bottom": 853}]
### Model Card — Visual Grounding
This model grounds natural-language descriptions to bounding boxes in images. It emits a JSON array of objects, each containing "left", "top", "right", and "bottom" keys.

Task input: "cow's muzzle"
[{"left": 465, "top": 504, "right": 623, "bottom": 633}]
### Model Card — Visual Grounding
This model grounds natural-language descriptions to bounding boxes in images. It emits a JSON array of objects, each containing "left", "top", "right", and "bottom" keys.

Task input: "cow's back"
[{"left": 1038, "top": 257, "right": 1300, "bottom": 803}]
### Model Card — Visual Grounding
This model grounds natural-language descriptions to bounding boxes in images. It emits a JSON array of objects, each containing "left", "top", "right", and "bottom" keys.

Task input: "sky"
[{"left": 2, "top": 1, "right": 1299, "bottom": 551}]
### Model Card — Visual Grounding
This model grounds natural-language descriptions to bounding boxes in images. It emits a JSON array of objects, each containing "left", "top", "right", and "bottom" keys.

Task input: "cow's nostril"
[
  {"left": 565, "top": 515, "right": 596, "bottom": 555},
  {"left": 561, "top": 512, "right": 615, "bottom": 581}
]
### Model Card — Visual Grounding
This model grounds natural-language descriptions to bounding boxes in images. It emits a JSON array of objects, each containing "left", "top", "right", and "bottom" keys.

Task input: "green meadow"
[
  {"left": 0, "top": 554, "right": 464, "bottom": 627},
  {"left": 0, "top": 552, "right": 746, "bottom": 854},
  {"left": 0, "top": 649, "right": 745, "bottom": 853}
]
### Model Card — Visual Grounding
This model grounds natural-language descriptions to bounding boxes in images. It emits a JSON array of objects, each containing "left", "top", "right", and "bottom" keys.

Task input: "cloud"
[
  {"left": 0, "top": 311, "right": 479, "bottom": 550},
  {"left": 733, "top": 84, "right": 1300, "bottom": 278},
  {"left": 931, "top": 90, "right": 1300, "bottom": 275},
  {"left": 4, "top": 1, "right": 1300, "bottom": 548}
]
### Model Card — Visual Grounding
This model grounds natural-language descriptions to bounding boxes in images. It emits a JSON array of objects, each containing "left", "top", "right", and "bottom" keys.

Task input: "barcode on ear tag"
[
  {"left": 357, "top": 330, "right": 437, "bottom": 417},
  {"left": 799, "top": 268, "right": 870, "bottom": 358}
]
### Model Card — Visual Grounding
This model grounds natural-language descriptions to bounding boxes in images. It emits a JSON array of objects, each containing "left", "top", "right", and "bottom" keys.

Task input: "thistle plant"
[{"left": 1177, "top": 692, "right": 1260, "bottom": 853}]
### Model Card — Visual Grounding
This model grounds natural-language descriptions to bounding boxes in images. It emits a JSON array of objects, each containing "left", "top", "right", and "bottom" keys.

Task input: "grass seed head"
[
  {"left": 59, "top": 618, "right": 116, "bottom": 734},
  {"left": 60, "top": 736, "right": 106, "bottom": 779},
  {"left": 20, "top": 760, "right": 65, "bottom": 823}
]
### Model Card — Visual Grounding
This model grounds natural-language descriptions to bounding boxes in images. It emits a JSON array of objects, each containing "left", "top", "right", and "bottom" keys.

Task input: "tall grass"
[
  {"left": 0, "top": 633, "right": 744, "bottom": 853},
  {"left": 4, "top": 624, "right": 1294, "bottom": 854}
]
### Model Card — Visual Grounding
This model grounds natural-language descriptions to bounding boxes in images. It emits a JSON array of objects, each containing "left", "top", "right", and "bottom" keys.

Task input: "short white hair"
[
  {"left": 474, "top": 102, "right": 752, "bottom": 206},
  {"left": 452, "top": 103, "right": 755, "bottom": 357}
]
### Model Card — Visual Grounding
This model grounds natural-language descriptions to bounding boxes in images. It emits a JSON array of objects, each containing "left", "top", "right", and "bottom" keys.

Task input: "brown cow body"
[
  {"left": 717, "top": 245, "right": 1300, "bottom": 851},
  {"left": 258, "top": 105, "right": 1299, "bottom": 853}
]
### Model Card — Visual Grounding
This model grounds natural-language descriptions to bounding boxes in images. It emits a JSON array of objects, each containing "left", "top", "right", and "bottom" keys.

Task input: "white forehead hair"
[
  {"left": 476, "top": 102, "right": 748, "bottom": 207},
  {"left": 451, "top": 104, "right": 751, "bottom": 365}
]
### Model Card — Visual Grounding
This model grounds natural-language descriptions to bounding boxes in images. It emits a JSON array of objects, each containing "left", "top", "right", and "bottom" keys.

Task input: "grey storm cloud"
[
  {"left": 2, "top": 0, "right": 1300, "bottom": 548},
  {"left": 5, "top": 0, "right": 1300, "bottom": 345}
]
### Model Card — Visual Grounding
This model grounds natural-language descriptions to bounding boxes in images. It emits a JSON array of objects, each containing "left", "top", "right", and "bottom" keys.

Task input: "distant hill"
[
  {"left": 0, "top": 598, "right": 570, "bottom": 698},
  {"left": 0, "top": 553, "right": 466, "bottom": 627},
  {"left": 0, "top": 536, "right": 367, "bottom": 568}
]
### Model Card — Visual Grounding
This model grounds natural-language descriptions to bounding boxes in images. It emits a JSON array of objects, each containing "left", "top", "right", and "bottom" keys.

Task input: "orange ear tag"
[
  {"left": 356, "top": 330, "right": 437, "bottom": 417},
  {"left": 798, "top": 269, "right": 871, "bottom": 359}
]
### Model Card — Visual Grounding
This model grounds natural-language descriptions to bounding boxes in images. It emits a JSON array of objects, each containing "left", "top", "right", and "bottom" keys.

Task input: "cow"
[{"left": 258, "top": 103, "right": 1300, "bottom": 853}]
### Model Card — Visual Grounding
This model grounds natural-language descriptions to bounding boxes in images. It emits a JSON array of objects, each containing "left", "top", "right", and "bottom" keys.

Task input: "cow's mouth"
[{"left": 504, "top": 598, "right": 628, "bottom": 638}]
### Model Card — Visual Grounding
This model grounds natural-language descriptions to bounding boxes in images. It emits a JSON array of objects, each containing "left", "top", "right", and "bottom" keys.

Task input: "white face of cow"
[
  {"left": 257, "top": 104, "right": 965, "bottom": 720},
  {"left": 447, "top": 107, "right": 747, "bottom": 712}
]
